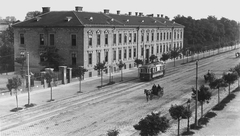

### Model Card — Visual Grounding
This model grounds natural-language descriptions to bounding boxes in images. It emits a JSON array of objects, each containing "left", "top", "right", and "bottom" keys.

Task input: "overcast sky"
[{"left": 0, "top": 0, "right": 239, "bottom": 22}]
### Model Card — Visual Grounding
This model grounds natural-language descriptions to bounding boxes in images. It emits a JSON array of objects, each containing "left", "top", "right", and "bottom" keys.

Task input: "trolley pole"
[{"left": 195, "top": 60, "right": 198, "bottom": 127}]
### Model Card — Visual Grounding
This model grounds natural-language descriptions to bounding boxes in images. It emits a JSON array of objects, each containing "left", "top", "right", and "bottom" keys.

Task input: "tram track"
[{"left": 1, "top": 48, "right": 239, "bottom": 136}]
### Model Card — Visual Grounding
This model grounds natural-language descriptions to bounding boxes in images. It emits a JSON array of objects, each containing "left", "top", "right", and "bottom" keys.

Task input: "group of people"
[{"left": 151, "top": 84, "right": 163, "bottom": 94}]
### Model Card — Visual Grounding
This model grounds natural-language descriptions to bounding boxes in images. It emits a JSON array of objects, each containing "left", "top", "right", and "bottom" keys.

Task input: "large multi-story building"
[{"left": 13, "top": 6, "right": 184, "bottom": 78}]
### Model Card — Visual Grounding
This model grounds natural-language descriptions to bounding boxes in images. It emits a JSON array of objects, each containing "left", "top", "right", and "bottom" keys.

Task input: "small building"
[{"left": 12, "top": 6, "right": 184, "bottom": 78}]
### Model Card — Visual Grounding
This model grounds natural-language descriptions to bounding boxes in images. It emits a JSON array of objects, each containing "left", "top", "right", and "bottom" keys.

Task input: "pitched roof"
[{"left": 13, "top": 11, "right": 184, "bottom": 28}]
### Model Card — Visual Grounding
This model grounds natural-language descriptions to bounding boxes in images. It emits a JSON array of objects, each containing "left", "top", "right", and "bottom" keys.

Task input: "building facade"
[{"left": 13, "top": 7, "right": 184, "bottom": 78}]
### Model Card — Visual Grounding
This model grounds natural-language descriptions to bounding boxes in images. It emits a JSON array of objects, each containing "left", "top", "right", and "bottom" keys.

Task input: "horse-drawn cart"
[{"left": 144, "top": 84, "right": 164, "bottom": 102}]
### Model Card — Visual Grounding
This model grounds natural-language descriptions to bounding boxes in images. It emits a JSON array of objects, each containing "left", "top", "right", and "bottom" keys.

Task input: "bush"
[
  {"left": 107, "top": 129, "right": 119, "bottom": 136},
  {"left": 134, "top": 112, "right": 169, "bottom": 136}
]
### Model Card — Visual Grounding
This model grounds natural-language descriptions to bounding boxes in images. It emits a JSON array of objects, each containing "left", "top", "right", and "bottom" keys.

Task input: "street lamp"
[{"left": 187, "top": 99, "right": 191, "bottom": 132}]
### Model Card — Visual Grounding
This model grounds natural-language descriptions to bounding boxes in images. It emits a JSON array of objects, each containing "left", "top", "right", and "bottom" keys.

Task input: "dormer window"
[
  {"left": 65, "top": 16, "right": 72, "bottom": 22},
  {"left": 141, "top": 20, "right": 144, "bottom": 23},
  {"left": 111, "top": 18, "right": 114, "bottom": 22},
  {"left": 154, "top": 20, "right": 157, "bottom": 23},
  {"left": 126, "top": 19, "right": 129, "bottom": 23},
  {"left": 89, "top": 17, "right": 93, "bottom": 21}
]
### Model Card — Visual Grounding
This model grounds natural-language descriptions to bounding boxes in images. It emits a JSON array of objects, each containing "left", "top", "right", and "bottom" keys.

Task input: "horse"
[{"left": 144, "top": 89, "right": 152, "bottom": 102}]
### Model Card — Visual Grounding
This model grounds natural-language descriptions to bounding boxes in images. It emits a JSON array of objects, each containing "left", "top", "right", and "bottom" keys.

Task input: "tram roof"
[{"left": 139, "top": 62, "right": 165, "bottom": 68}]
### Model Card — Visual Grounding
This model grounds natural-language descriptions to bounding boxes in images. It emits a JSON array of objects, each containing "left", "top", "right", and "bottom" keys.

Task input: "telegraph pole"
[
  {"left": 27, "top": 52, "right": 31, "bottom": 105},
  {"left": 195, "top": 60, "right": 198, "bottom": 127}
]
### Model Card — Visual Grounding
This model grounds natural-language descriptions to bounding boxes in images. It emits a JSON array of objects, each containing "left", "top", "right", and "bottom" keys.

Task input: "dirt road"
[{"left": 1, "top": 48, "right": 239, "bottom": 136}]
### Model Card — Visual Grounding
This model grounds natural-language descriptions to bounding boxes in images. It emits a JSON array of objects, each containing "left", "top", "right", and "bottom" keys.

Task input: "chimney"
[
  {"left": 128, "top": 12, "right": 132, "bottom": 16},
  {"left": 147, "top": 14, "right": 153, "bottom": 17},
  {"left": 75, "top": 6, "right": 83, "bottom": 12},
  {"left": 161, "top": 14, "right": 163, "bottom": 18},
  {"left": 135, "top": 12, "right": 138, "bottom": 16},
  {"left": 139, "top": 12, "right": 143, "bottom": 16},
  {"left": 42, "top": 7, "right": 50, "bottom": 13},
  {"left": 104, "top": 9, "right": 110, "bottom": 14},
  {"left": 157, "top": 14, "right": 160, "bottom": 17},
  {"left": 117, "top": 10, "right": 120, "bottom": 15}
]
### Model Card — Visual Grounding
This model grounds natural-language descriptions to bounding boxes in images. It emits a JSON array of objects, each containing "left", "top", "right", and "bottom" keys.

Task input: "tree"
[
  {"left": 94, "top": 61, "right": 107, "bottom": 87},
  {"left": 6, "top": 76, "right": 22, "bottom": 110},
  {"left": 222, "top": 71, "right": 238, "bottom": 95},
  {"left": 0, "top": 26, "right": 14, "bottom": 73},
  {"left": 182, "top": 105, "right": 192, "bottom": 132},
  {"left": 43, "top": 70, "right": 55, "bottom": 101},
  {"left": 149, "top": 54, "right": 158, "bottom": 63},
  {"left": 192, "top": 85, "right": 212, "bottom": 117},
  {"left": 39, "top": 46, "right": 64, "bottom": 71},
  {"left": 117, "top": 60, "right": 126, "bottom": 81},
  {"left": 233, "top": 63, "right": 240, "bottom": 87},
  {"left": 169, "top": 104, "right": 186, "bottom": 136},
  {"left": 160, "top": 53, "right": 169, "bottom": 62},
  {"left": 209, "top": 78, "right": 227, "bottom": 104},
  {"left": 134, "top": 58, "right": 143, "bottom": 68},
  {"left": 25, "top": 11, "right": 41, "bottom": 21},
  {"left": 78, "top": 66, "right": 88, "bottom": 93},
  {"left": 169, "top": 47, "right": 182, "bottom": 67},
  {"left": 134, "top": 112, "right": 170, "bottom": 136}
]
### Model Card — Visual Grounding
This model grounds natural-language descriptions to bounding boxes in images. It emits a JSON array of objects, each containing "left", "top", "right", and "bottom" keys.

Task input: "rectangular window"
[
  {"left": 97, "top": 34, "right": 101, "bottom": 45},
  {"left": 152, "top": 33, "right": 154, "bottom": 41},
  {"left": 105, "top": 51, "right": 108, "bottom": 62},
  {"left": 113, "top": 34, "right": 116, "bottom": 44},
  {"left": 133, "top": 48, "right": 136, "bottom": 57},
  {"left": 71, "top": 34, "right": 76, "bottom": 46},
  {"left": 89, "top": 72, "right": 92, "bottom": 77},
  {"left": 157, "top": 33, "right": 159, "bottom": 41},
  {"left": 181, "top": 31, "right": 183, "bottom": 39},
  {"left": 124, "top": 34, "right": 127, "bottom": 44},
  {"left": 166, "top": 33, "right": 168, "bottom": 40},
  {"left": 160, "top": 33, "right": 162, "bottom": 41},
  {"left": 160, "top": 45, "right": 162, "bottom": 53},
  {"left": 163, "top": 33, "right": 166, "bottom": 40},
  {"left": 129, "top": 48, "right": 132, "bottom": 58},
  {"left": 50, "top": 34, "right": 54, "bottom": 46},
  {"left": 134, "top": 33, "right": 137, "bottom": 43},
  {"left": 105, "top": 34, "right": 108, "bottom": 45},
  {"left": 119, "top": 50, "right": 122, "bottom": 60},
  {"left": 157, "top": 45, "right": 159, "bottom": 53},
  {"left": 147, "top": 33, "right": 149, "bottom": 42},
  {"left": 141, "top": 47, "right": 144, "bottom": 56},
  {"left": 129, "top": 33, "right": 132, "bottom": 43},
  {"left": 97, "top": 52, "right": 101, "bottom": 63},
  {"left": 72, "top": 53, "right": 77, "bottom": 65},
  {"left": 20, "top": 34, "right": 24, "bottom": 44},
  {"left": 119, "top": 34, "right": 122, "bottom": 44},
  {"left": 124, "top": 49, "right": 127, "bottom": 59},
  {"left": 113, "top": 50, "right": 116, "bottom": 60},
  {"left": 174, "top": 31, "right": 176, "bottom": 39},
  {"left": 141, "top": 33, "right": 144, "bottom": 42},
  {"left": 163, "top": 45, "right": 165, "bottom": 53},
  {"left": 88, "top": 34, "right": 92, "bottom": 46},
  {"left": 88, "top": 53, "right": 92, "bottom": 65},
  {"left": 170, "top": 32, "right": 172, "bottom": 40},
  {"left": 151, "top": 46, "right": 154, "bottom": 54},
  {"left": 40, "top": 34, "right": 44, "bottom": 45}
]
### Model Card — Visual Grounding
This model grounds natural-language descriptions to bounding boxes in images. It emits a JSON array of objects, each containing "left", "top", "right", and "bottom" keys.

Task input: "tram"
[{"left": 139, "top": 61, "right": 166, "bottom": 81}]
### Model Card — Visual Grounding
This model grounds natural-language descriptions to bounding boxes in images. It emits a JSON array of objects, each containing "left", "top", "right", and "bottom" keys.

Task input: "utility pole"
[
  {"left": 195, "top": 60, "right": 198, "bottom": 127},
  {"left": 27, "top": 52, "right": 31, "bottom": 105}
]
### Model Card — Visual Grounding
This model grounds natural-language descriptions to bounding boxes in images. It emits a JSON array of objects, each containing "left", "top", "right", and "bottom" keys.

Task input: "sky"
[{"left": 0, "top": 0, "right": 239, "bottom": 22}]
